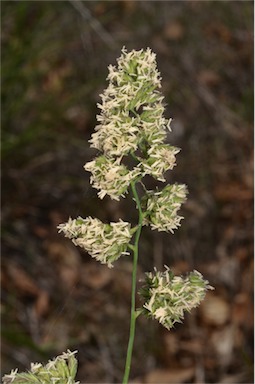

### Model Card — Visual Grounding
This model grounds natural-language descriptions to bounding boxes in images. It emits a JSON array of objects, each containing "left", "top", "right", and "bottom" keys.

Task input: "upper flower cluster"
[
  {"left": 139, "top": 267, "right": 213, "bottom": 330},
  {"left": 90, "top": 47, "right": 166, "bottom": 154},
  {"left": 58, "top": 217, "right": 133, "bottom": 268},
  {"left": 2, "top": 350, "right": 79, "bottom": 384},
  {"left": 85, "top": 47, "right": 180, "bottom": 200}
]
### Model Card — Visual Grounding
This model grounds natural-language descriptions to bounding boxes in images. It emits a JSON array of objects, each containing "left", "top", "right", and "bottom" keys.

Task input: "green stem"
[{"left": 122, "top": 181, "right": 143, "bottom": 384}]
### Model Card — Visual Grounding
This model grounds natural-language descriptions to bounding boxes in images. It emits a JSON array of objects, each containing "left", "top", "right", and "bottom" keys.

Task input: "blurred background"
[{"left": 1, "top": 1, "right": 253, "bottom": 383}]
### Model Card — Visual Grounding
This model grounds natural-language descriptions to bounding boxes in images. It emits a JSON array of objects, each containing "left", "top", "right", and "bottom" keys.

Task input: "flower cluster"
[
  {"left": 2, "top": 350, "right": 79, "bottom": 384},
  {"left": 140, "top": 144, "right": 180, "bottom": 182},
  {"left": 139, "top": 267, "right": 213, "bottom": 330},
  {"left": 142, "top": 184, "right": 188, "bottom": 233},
  {"left": 90, "top": 47, "right": 166, "bottom": 154},
  {"left": 58, "top": 217, "right": 133, "bottom": 268},
  {"left": 84, "top": 156, "right": 140, "bottom": 201},
  {"left": 85, "top": 46, "right": 179, "bottom": 200}
]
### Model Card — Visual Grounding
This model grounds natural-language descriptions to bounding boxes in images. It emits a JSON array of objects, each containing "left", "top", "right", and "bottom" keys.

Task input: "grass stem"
[{"left": 122, "top": 181, "right": 143, "bottom": 384}]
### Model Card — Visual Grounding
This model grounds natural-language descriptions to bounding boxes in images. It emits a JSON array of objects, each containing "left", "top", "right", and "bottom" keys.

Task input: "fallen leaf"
[
  {"left": 43, "top": 63, "right": 72, "bottom": 93},
  {"left": 33, "top": 225, "right": 49, "bottom": 239},
  {"left": 214, "top": 182, "right": 252, "bottom": 202},
  {"left": 152, "top": 36, "right": 170, "bottom": 55},
  {"left": 7, "top": 263, "right": 40, "bottom": 297},
  {"left": 199, "top": 293, "right": 230, "bottom": 326},
  {"left": 80, "top": 263, "right": 113, "bottom": 290},
  {"left": 121, "top": 0, "right": 136, "bottom": 12},
  {"left": 232, "top": 293, "right": 253, "bottom": 327},
  {"left": 211, "top": 325, "right": 235, "bottom": 367},
  {"left": 234, "top": 246, "right": 250, "bottom": 262},
  {"left": 46, "top": 240, "right": 81, "bottom": 288},
  {"left": 205, "top": 23, "right": 232, "bottom": 44},
  {"left": 180, "top": 339, "right": 204, "bottom": 354},
  {"left": 35, "top": 290, "right": 50, "bottom": 318},
  {"left": 219, "top": 372, "right": 247, "bottom": 383},
  {"left": 205, "top": 256, "right": 240, "bottom": 290},
  {"left": 164, "top": 333, "right": 179, "bottom": 355},
  {"left": 144, "top": 367, "right": 195, "bottom": 383},
  {"left": 164, "top": 22, "right": 184, "bottom": 41},
  {"left": 198, "top": 70, "right": 221, "bottom": 87}
]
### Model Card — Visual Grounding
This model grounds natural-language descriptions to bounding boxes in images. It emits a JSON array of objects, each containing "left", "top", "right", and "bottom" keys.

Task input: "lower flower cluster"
[
  {"left": 139, "top": 267, "right": 214, "bottom": 330},
  {"left": 57, "top": 217, "right": 133, "bottom": 268},
  {"left": 2, "top": 350, "right": 79, "bottom": 384}
]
